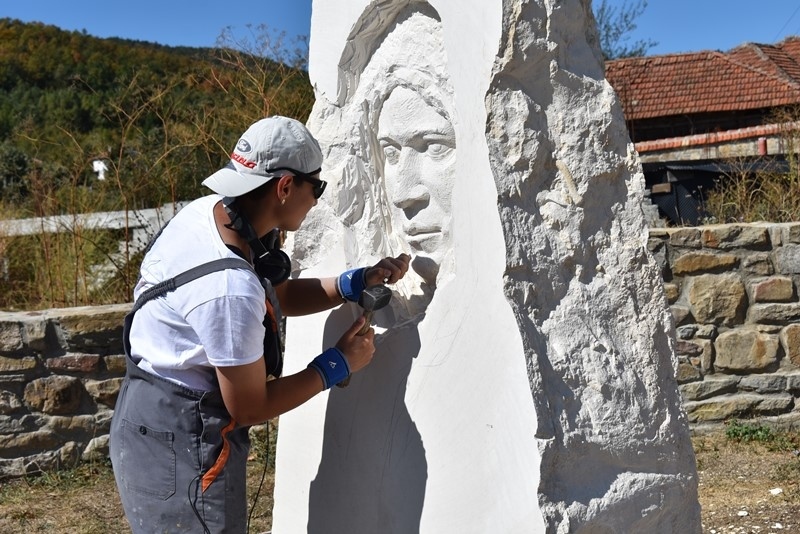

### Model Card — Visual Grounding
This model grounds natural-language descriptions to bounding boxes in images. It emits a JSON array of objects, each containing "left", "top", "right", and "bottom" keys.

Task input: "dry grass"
[{"left": 0, "top": 428, "right": 798, "bottom": 533}]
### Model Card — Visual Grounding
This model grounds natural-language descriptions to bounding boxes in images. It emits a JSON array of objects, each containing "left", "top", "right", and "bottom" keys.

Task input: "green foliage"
[
  {"left": 0, "top": 19, "right": 315, "bottom": 309},
  {"left": 594, "top": 0, "right": 657, "bottom": 60},
  {"left": 724, "top": 420, "right": 799, "bottom": 452}
]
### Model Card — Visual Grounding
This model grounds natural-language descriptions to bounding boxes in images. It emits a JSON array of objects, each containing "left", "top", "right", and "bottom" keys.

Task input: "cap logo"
[
  {"left": 236, "top": 139, "right": 252, "bottom": 153},
  {"left": 231, "top": 152, "right": 257, "bottom": 169}
]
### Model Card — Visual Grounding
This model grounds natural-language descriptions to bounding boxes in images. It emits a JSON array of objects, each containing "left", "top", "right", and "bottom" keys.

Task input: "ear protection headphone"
[{"left": 222, "top": 197, "right": 292, "bottom": 286}]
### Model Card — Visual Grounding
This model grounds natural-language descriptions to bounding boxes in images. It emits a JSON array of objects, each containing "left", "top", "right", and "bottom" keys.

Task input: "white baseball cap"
[{"left": 202, "top": 116, "right": 323, "bottom": 197}]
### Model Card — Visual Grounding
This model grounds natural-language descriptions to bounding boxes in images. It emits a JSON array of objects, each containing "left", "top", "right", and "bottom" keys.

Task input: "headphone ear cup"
[{"left": 255, "top": 249, "right": 292, "bottom": 285}]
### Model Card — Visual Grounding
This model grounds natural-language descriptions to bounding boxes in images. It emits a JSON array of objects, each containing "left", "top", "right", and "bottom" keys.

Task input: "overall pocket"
[{"left": 119, "top": 418, "right": 176, "bottom": 500}]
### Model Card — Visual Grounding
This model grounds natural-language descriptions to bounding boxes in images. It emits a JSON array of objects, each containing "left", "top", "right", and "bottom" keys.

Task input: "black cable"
[
  {"left": 189, "top": 474, "right": 212, "bottom": 534},
  {"left": 247, "top": 423, "right": 271, "bottom": 533}
]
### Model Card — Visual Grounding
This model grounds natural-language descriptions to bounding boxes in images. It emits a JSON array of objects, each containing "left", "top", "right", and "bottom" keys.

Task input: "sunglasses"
[{"left": 270, "top": 167, "right": 327, "bottom": 199}]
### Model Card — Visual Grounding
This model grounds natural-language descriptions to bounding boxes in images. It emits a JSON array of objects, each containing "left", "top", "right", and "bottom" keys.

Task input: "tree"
[{"left": 594, "top": 0, "right": 657, "bottom": 60}]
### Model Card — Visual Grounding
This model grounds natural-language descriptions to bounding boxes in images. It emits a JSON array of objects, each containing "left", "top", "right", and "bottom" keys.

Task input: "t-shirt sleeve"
[{"left": 185, "top": 294, "right": 267, "bottom": 368}]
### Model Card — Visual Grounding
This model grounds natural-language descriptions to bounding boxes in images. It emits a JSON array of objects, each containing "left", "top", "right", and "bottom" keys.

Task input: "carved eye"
[
  {"left": 381, "top": 141, "right": 401, "bottom": 165},
  {"left": 425, "top": 142, "right": 454, "bottom": 160}
]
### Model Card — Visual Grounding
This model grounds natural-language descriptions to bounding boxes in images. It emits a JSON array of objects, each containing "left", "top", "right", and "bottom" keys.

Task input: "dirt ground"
[{"left": 0, "top": 429, "right": 798, "bottom": 533}]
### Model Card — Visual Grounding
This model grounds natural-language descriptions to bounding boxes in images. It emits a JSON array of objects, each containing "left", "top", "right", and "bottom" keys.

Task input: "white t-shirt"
[{"left": 129, "top": 194, "right": 267, "bottom": 390}]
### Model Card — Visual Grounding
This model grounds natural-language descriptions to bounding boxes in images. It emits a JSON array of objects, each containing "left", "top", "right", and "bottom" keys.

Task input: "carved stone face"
[{"left": 378, "top": 86, "right": 456, "bottom": 285}]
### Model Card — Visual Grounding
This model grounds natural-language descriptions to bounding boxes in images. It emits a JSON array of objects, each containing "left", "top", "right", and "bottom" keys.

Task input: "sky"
[{"left": 3, "top": 1, "right": 800, "bottom": 57}]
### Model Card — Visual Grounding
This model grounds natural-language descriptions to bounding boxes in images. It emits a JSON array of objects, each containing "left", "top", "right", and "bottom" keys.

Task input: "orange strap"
[
  {"left": 265, "top": 298, "right": 278, "bottom": 333},
  {"left": 201, "top": 419, "right": 237, "bottom": 493}
]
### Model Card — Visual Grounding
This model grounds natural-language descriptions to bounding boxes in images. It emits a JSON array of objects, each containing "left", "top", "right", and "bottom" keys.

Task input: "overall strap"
[{"left": 131, "top": 257, "right": 255, "bottom": 314}]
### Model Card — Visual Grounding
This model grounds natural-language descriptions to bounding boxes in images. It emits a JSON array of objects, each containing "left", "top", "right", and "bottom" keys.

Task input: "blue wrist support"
[
  {"left": 337, "top": 267, "right": 367, "bottom": 302},
  {"left": 308, "top": 347, "right": 351, "bottom": 389}
]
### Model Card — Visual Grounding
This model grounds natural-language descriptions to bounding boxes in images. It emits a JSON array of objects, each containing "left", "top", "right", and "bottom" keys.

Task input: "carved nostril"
[{"left": 394, "top": 186, "right": 430, "bottom": 219}]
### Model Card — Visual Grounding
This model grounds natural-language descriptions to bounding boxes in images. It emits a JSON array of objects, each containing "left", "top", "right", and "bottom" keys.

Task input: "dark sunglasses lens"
[{"left": 313, "top": 181, "right": 326, "bottom": 199}]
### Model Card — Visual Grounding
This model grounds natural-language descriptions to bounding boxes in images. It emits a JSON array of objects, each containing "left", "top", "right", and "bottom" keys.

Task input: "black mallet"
[{"left": 337, "top": 284, "right": 393, "bottom": 388}]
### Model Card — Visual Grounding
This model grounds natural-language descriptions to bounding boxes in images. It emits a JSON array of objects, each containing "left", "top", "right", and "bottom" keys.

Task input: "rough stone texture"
[
  {"left": 740, "top": 252, "right": 774, "bottom": 276},
  {"left": 668, "top": 228, "right": 702, "bottom": 248},
  {"left": 701, "top": 225, "right": 770, "bottom": 250},
  {"left": 774, "top": 243, "right": 800, "bottom": 274},
  {"left": 688, "top": 274, "right": 747, "bottom": 325},
  {"left": 680, "top": 376, "right": 739, "bottom": 401},
  {"left": 684, "top": 394, "right": 794, "bottom": 423},
  {"left": 751, "top": 276, "right": 794, "bottom": 302},
  {"left": 0, "top": 304, "right": 127, "bottom": 480},
  {"left": 780, "top": 324, "right": 800, "bottom": 366},
  {"left": 672, "top": 252, "right": 738, "bottom": 276},
  {"left": 749, "top": 302, "right": 800, "bottom": 324},
  {"left": 272, "top": 1, "right": 700, "bottom": 533},
  {"left": 714, "top": 328, "right": 779, "bottom": 372}
]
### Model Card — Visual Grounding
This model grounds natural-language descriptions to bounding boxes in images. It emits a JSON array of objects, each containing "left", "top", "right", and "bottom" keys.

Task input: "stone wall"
[
  {"left": 0, "top": 304, "right": 128, "bottom": 479},
  {"left": 3, "top": 221, "right": 800, "bottom": 479},
  {"left": 649, "top": 223, "right": 800, "bottom": 431}
]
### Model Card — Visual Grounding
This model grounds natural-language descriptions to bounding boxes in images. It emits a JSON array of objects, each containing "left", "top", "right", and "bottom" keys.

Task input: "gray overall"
[{"left": 110, "top": 258, "right": 262, "bottom": 533}]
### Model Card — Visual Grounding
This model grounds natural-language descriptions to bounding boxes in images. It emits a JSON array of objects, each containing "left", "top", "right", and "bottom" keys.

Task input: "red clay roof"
[{"left": 605, "top": 37, "right": 800, "bottom": 121}]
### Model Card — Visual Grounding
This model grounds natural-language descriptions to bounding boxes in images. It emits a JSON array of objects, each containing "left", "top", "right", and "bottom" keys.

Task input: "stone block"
[
  {"left": 749, "top": 303, "right": 800, "bottom": 324},
  {"left": 44, "top": 354, "right": 101, "bottom": 374},
  {"left": 82, "top": 435, "right": 110, "bottom": 461},
  {"left": 23, "top": 376, "right": 84, "bottom": 415},
  {"left": 774, "top": 244, "right": 800, "bottom": 274},
  {"left": 695, "top": 325, "right": 718, "bottom": 339},
  {"left": 672, "top": 252, "right": 738, "bottom": 276},
  {"left": 85, "top": 378, "right": 123, "bottom": 407},
  {"left": 668, "top": 228, "right": 702, "bottom": 248},
  {"left": 670, "top": 305, "right": 692, "bottom": 326},
  {"left": 663, "top": 283, "right": 680, "bottom": 303},
  {"left": 785, "top": 223, "right": 800, "bottom": 243},
  {"left": 740, "top": 253, "right": 774, "bottom": 276},
  {"left": 0, "top": 355, "right": 38, "bottom": 373},
  {"left": 0, "top": 390, "right": 23, "bottom": 415},
  {"left": 104, "top": 354, "right": 127, "bottom": 375},
  {"left": 676, "top": 325, "right": 697, "bottom": 340},
  {"left": 779, "top": 324, "right": 800, "bottom": 367},
  {"left": 53, "top": 305, "right": 128, "bottom": 353},
  {"left": 688, "top": 274, "right": 747, "bottom": 326},
  {"left": 738, "top": 374, "right": 788, "bottom": 393},
  {"left": 787, "top": 374, "right": 800, "bottom": 393},
  {"left": 676, "top": 361, "right": 702, "bottom": 383},
  {"left": 701, "top": 225, "right": 769, "bottom": 249},
  {"left": 768, "top": 226, "right": 783, "bottom": 248},
  {"left": 715, "top": 328, "right": 779, "bottom": 372},
  {"left": 0, "top": 322, "right": 24, "bottom": 352},
  {"left": 751, "top": 276, "right": 794, "bottom": 303},
  {"left": 684, "top": 393, "right": 794, "bottom": 423},
  {"left": 679, "top": 376, "right": 739, "bottom": 401}
]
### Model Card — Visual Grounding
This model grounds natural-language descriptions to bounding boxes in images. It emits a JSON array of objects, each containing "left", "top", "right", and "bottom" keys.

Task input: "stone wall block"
[
  {"left": 104, "top": 354, "right": 127, "bottom": 375},
  {"left": 741, "top": 253, "right": 774, "bottom": 276},
  {"left": 787, "top": 374, "right": 800, "bottom": 393},
  {"left": 751, "top": 276, "right": 795, "bottom": 303},
  {"left": 676, "top": 339, "right": 714, "bottom": 373},
  {"left": 676, "top": 360, "right": 702, "bottom": 383},
  {"left": 0, "top": 430, "right": 60, "bottom": 457},
  {"left": 668, "top": 228, "right": 702, "bottom": 248},
  {"left": 714, "top": 328, "right": 779, "bottom": 372},
  {"left": 0, "top": 355, "right": 38, "bottom": 373},
  {"left": 768, "top": 226, "right": 783, "bottom": 248},
  {"left": 23, "top": 376, "right": 84, "bottom": 415},
  {"left": 44, "top": 354, "right": 101, "bottom": 374},
  {"left": 774, "top": 244, "right": 800, "bottom": 274},
  {"left": 702, "top": 225, "right": 770, "bottom": 249},
  {"left": 54, "top": 306, "right": 127, "bottom": 354},
  {"left": 679, "top": 376, "right": 739, "bottom": 401},
  {"left": 85, "top": 378, "right": 123, "bottom": 407},
  {"left": 670, "top": 305, "right": 692, "bottom": 326},
  {"left": 0, "top": 321, "right": 24, "bottom": 352},
  {"left": 688, "top": 274, "right": 747, "bottom": 325},
  {"left": 664, "top": 283, "right": 680, "bottom": 303},
  {"left": 738, "top": 374, "right": 788, "bottom": 393},
  {"left": 785, "top": 223, "right": 800, "bottom": 243},
  {"left": 749, "top": 303, "right": 800, "bottom": 324},
  {"left": 672, "top": 252, "right": 738, "bottom": 276},
  {"left": 0, "top": 390, "right": 23, "bottom": 415},
  {"left": 779, "top": 324, "right": 800, "bottom": 367},
  {"left": 684, "top": 393, "right": 794, "bottom": 423}
]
